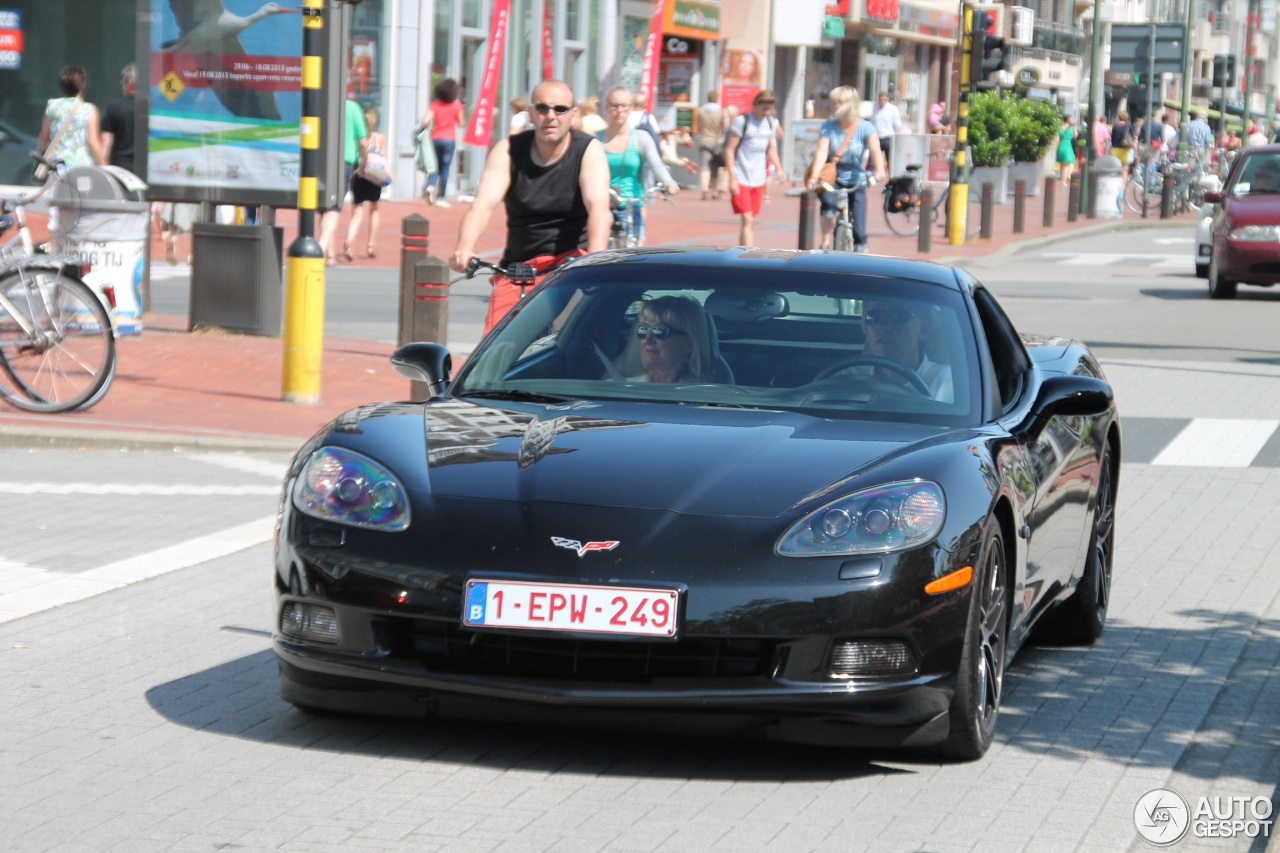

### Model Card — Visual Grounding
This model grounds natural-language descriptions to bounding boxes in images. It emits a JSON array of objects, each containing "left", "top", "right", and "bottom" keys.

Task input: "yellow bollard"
[{"left": 282, "top": 245, "right": 325, "bottom": 404}]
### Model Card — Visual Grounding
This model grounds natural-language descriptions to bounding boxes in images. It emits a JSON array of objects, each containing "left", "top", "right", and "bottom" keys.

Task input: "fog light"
[
  {"left": 828, "top": 639, "right": 916, "bottom": 677},
  {"left": 280, "top": 601, "right": 340, "bottom": 643}
]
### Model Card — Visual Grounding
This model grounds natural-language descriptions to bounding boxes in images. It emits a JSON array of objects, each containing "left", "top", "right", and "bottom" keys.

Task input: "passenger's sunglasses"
[
  {"left": 863, "top": 308, "right": 916, "bottom": 327},
  {"left": 635, "top": 322, "right": 687, "bottom": 341},
  {"left": 533, "top": 102, "right": 573, "bottom": 116}
]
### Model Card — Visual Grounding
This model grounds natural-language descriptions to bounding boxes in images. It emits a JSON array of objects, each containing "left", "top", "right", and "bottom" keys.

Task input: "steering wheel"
[{"left": 812, "top": 355, "right": 931, "bottom": 396}]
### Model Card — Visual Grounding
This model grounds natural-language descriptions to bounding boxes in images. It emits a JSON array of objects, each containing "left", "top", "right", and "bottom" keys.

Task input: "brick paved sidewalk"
[{"left": 1, "top": 184, "right": 1195, "bottom": 449}]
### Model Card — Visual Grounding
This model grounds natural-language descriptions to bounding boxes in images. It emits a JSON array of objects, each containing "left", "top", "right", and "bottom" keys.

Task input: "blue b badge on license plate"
[{"left": 465, "top": 581, "right": 489, "bottom": 625}]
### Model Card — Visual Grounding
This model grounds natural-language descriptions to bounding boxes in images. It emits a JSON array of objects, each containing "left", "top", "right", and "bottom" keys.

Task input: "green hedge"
[{"left": 967, "top": 91, "right": 1061, "bottom": 167}]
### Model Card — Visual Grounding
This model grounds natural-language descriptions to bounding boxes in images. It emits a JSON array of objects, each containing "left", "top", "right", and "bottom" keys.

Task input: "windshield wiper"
[{"left": 459, "top": 389, "right": 574, "bottom": 404}]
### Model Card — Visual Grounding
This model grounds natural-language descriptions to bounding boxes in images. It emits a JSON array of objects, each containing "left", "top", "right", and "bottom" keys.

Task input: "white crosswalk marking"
[
  {"left": 0, "top": 482, "right": 279, "bottom": 495},
  {"left": 1151, "top": 418, "right": 1280, "bottom": 467},
  {"left": 1060, "top": 253, "right": 1125, "bottom": 265},
  {"left": 0, "top": 516, "right": 274, "bottom": 624},
  {"left": 186, "top": 453, "right": 289, "bottom": 479}
]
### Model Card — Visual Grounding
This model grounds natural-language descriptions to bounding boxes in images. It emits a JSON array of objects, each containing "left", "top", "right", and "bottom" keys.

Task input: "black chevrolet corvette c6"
[{"left": 273, "top": 248, "right": 1119, "bottom": 761}]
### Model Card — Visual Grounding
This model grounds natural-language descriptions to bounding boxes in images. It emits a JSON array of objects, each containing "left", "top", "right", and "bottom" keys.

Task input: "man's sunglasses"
[
  {"left": 863, "top": 308, "right": 916, "bottom": 327},
  {"left": 533, "top": 102, "right": 573, "bottom": 116},
  {"left": 635, "top": 322, "right": 687, "bottom": 341}
]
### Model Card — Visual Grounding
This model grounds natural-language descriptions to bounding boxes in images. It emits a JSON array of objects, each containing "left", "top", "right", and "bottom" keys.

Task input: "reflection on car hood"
[
  {"left": 421, "top": 398, "right": 957, "bottom": 517},
  {"left": 1224, "top": 194, "right": 1280, "bottom": 226}
]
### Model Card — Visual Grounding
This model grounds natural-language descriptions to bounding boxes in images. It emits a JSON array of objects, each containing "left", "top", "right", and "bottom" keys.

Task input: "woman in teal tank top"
[{"left": 601, "top": 86, "right": 679, "bottom": 246}]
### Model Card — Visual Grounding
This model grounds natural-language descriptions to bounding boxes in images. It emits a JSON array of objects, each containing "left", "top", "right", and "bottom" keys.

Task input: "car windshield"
[
  {"left": 452, "top": 262, "right": 983, "bottom": 425},
  {"left": 1231, "top": 153, "right": 1280, "bottom": 195}
]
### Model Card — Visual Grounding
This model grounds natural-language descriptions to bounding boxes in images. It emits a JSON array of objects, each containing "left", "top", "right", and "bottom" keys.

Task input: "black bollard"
[
  {"left": 1067, "top": 174, "right": 1080, "bottom": 222},
  {"left": 1161, "top": 171, "right": 1175, "bottom": 219},
  {"left": 1043, "top": 177, "right": 1056, "bottom": 227},
  {"left": 403, "top": 257, "right": 451, "bottom": 400},
  {"left": 980, "top": 183, "right": 994, "bottom": 239},
  {"left": 798, "top": 190, "right": 819, "bottom": 250},
  {"left": 1086, "top": 169, "right": 1098, "bottom": 219},
  {"left": 398, "top": 214, "right": 430, "bottom": 346},
  {"left": 918, "top": 188, "right": 933, "bottom": 254},
  {"left": 1013, "top": 180, "right": 1026, "bottom": 234}
]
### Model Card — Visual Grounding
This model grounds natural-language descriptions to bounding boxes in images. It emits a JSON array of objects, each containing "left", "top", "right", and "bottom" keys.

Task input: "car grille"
[{"left": 380, "top": 617, "right": 779, "bottom": 682}]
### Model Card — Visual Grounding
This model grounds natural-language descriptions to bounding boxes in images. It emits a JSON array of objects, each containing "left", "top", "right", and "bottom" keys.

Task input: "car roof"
[{"left": 567, "top": 247, "right": 966, "bottom": 291}]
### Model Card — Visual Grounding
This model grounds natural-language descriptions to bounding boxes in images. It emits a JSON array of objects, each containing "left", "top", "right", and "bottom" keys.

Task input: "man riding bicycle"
[{"left": 450, "top": 79, "right": 612, "bottom": 333}]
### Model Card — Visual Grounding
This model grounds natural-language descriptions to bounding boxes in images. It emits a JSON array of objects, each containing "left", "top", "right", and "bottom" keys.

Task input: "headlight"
[
  {"left": 777, "top": 480, "right": 945, "bottom": 557},
  {"left": 293, "top": 447, "right": 410, "bottom": 531},
  {"left": 1229, "top": 225, "right": 1280, "bottom": 242}
]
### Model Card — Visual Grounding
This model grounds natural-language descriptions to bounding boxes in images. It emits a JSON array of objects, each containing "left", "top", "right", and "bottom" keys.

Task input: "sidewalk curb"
[
  {"left": 943, "top": 216, "right": 1192, "bottom": 267},
  {"left": 0, "top": 424, "right": 302, "bottom": 454}
]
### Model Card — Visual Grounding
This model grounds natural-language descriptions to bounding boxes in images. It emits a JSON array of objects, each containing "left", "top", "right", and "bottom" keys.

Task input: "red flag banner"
[
  {"left": 464, "top": 0, "right": 511, "bottom": 147},
  {"left": 542, "top": 1, "right": 555, "bottom": 82},
  {"left": 636, "top": 0, "right": 665, "bottom": 113}
]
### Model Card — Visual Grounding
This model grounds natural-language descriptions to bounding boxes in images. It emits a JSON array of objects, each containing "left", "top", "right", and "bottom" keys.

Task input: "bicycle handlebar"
[
  {"left": 465, "top": 256, "right": 538, "bottom": 282},
  {"left": 1, "top": 153, "right": 66, "bottom": 211}
]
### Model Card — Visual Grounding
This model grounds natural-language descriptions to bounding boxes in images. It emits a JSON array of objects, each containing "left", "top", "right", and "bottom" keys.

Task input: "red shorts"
[
  {"left": 731, "top": 185, "right": 765, "bottom": 217},
  {"left": 482, "top": 249, "right": 584, "bottom": 334}
]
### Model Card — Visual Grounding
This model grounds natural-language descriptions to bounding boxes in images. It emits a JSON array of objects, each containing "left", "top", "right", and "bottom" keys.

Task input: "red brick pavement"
[{"left": 1, "top": 182, "right": 1193, "bottom": 449}]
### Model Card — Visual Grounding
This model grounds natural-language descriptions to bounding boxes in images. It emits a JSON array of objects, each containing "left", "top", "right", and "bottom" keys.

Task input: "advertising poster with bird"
[{"left": 149, "top": 0, "right": 302, "bottom": 195}]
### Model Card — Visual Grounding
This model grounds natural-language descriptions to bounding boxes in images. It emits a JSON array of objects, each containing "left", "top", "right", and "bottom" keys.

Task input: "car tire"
[
  {"left": 1208, "top": 254, "right": 1238, "bottom": 299},
  {"left": 1040, "top": 443, "right": 1115, "bottom": 646},
  {"left": 941, "top": 521, "right": 1007, "bottom": 762}
]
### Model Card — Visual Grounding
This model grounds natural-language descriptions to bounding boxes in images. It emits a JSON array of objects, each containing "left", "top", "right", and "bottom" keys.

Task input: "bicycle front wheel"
[
  {"left": 834, "top": 222, "right": 855, "bottom": 252},
  {"left": 0, "top": 271, "right": 116, "bottom": 413}
]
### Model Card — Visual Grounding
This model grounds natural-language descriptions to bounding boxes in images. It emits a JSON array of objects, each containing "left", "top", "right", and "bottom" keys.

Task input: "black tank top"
[{"left": 503, "top": 129, "right": 593, "bottom": 265}]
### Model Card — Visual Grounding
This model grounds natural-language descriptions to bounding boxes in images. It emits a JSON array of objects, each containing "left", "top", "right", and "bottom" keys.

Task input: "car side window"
[{"left": 972, "top": 287, "right": 1030, "bottom": 412}]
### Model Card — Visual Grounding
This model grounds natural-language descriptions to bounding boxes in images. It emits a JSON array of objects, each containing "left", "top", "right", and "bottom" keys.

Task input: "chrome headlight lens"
[
  {"left": 1229, "top": 225, "right": 1280, "bottom": 242},
  {"left": 777, "top": 480, "right": 945, "bottom": 556},
  {"left": 293, "top": 447, "right": 410, "bottom": 531}
]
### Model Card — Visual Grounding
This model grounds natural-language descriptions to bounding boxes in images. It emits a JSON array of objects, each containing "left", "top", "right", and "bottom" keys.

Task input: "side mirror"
[
  {"left": 1203, "top": 190, "right": 1223, "bottom": 204},
  {"left": 391, "top": 342, "right": 451, "bottom": 399},
  {"left": 1019, "top": 374, "right": 1112, "bottom": 437}
]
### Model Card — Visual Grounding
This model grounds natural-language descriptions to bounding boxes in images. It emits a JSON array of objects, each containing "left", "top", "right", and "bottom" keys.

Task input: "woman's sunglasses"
[
  {"left": 533, "top": 102, "right": 573, "bottom": 116},
  {"left": 635, "top": 322, "right": 687, "bottom": 341}
]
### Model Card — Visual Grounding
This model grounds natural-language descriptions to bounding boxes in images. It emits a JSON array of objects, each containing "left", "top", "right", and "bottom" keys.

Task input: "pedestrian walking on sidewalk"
[
  {"left": 318, "top": 98, "right": 366, "bottom": 265},
  {"left": 450, "top": 80, "right": 611, "bottom": 333},
  {"left": 422, "top": 78, "right": 465, "bottom": 207},
  {"left": 38, "top": 65, "right": 104, "bottom": 170},
  {"left": 1056, "top": 116, "right": 1077, "bottom": 187},
  {"left": 101, "top": 63, "right": 136, "bottom": 175},
  {"left": 872, "top": 91, "right": 902, "bottom": 170},
  {"left": 724, "top": 89, "right": 788, "bottom": 246},
  {"left": 696, "top": 91, "right": 727, "bottom": 200},
  {"left": 346, "top": 106, "right": 387, "bottom": 261},
  {"left": 804, "top": 86, "right": 884, "bottom": 253}
]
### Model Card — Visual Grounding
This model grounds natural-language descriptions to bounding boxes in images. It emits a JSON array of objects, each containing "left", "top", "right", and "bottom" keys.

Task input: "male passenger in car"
[{"left": 832, "top": 300, "right": 953, "bottom": 402}]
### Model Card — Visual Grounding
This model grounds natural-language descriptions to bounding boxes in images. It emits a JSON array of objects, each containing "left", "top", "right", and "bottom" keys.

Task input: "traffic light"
[
  {"left": 969, "top": 10, "right": 1008, "bottom": 89},
  {"left": 1212, "top": 55, "right": 1237, "bottom": 87}
]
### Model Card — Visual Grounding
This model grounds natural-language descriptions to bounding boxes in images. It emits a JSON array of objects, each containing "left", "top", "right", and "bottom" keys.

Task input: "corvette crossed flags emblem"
[{"left": 551, "top": 537, "right": 620, "bottom": 557}]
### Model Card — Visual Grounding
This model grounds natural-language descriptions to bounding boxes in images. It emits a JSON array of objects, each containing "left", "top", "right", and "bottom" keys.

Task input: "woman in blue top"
[
  {"left": 601, "top": 87, "right": 679, "bottom": 246},
  {"left": 805, "top": 86, "right": 886, "bottom": 252}
]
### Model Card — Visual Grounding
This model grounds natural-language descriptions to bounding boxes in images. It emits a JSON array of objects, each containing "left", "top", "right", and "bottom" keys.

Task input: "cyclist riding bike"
[
  {"left": 450, "top": 79, "right": 612, "bottom": 333},
  {"left": 803, "top": 86, "right": 886, "bottom": 253}
]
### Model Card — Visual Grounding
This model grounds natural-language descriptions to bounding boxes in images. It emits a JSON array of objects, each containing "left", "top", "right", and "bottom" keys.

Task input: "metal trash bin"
[
  {"left": 1093, "top": 155, "right": 1124, "bottom": 220},
  {"left": 50, "top": 166, "right": 149, "bottom": 334},
  {"left": 190, "top": 222, "right": 283, "bottom": 336}
]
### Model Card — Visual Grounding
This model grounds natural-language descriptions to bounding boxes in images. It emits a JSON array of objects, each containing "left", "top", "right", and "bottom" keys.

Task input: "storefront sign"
[
  {"left": 464, "top": 0, "right": 510, "bottom": 147},
  {"left": 147, "top": 0, "right": 301, "bottom": 194},
  {"left": 863, "top": 0, "right": 901, "bottom": 24},
  {"left": 637, "top": 0, "right": 666, "bottom": 113},
  {"left": 663, "top": 0, "right": 720, "bottom": 40},
  {"left": 1016, "top": 67, "right": 1042, "bottom": 88},
  {"left": 900, "top": 3, "right": 958, "bottom": 31},
  {"left": 0, "top": 9, "right": 22, "bottom": 70},
  {"left": 823, "top": 15, "right": 846, "bottom": 38}
]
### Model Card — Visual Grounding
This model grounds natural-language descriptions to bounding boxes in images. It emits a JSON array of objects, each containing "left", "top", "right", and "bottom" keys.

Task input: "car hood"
[
  {"left": 416, "top": 399, "right": 966, "bottom": 518},
  {"left": 1223, "top": 194, "right": 1280, "bottom": 226}
]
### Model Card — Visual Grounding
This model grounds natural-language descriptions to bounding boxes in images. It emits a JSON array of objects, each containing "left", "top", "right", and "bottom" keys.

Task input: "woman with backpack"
[{"left": 345, "top": 107, "right": 389, "bottom": 261}]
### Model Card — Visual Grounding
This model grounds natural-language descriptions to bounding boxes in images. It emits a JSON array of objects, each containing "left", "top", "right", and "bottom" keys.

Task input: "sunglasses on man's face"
[
  {"left": 863, "top": 308, "right": 917, "bottom": 328},
  {"left": 635, "top": 322, "right": 687, "bottom": 341},
  {"left": 533, "top": 102, "right": 573, "bottom": 116}
]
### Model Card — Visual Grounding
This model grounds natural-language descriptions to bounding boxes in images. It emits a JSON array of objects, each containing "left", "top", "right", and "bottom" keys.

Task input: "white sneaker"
[{"left": 435, "top": 199, "right": 452, "bottom": 208}]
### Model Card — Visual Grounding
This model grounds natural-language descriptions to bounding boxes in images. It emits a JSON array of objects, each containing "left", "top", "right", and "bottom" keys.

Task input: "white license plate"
[{"left": 463, "top": 579, "right": 680, "bottom": 638}]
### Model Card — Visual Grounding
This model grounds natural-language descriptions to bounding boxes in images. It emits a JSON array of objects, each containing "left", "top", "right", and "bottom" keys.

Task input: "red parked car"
[{"left": 1205, "top": 145, "right": 1280, "bottom": 299}]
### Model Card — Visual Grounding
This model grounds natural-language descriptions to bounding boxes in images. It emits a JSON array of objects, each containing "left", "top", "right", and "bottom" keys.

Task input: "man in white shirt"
[{"left": 872, "top": 92, "right": 903, "bottom": 172}]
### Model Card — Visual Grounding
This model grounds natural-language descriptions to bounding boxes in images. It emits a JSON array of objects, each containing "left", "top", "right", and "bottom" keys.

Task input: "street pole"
[
  {"left": 949, "top": 3, "right": 973, "bottom": 246},
  {"left": 282, "top": 0, "right": 327, "bottom": 405},
  {"left": 1082, "top": 0, "right": 1104, "bottom": 215},
  {"left": 1243, "top": 0, "right": 1256, "bottom": 132},
  {"left": 1178, "top": 0, "right": 1193, "bottom": 159}
]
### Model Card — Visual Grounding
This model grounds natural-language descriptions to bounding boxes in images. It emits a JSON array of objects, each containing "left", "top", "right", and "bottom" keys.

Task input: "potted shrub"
[
  {"left": 966, "top": 91, "right": 1013, "bottom": 203},
  {"left": 1007, "top": 96, "right": 1061, "bottom": 196}
]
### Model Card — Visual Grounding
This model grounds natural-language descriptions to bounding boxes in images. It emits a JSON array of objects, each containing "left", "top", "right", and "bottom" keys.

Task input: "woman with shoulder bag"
[
  {"left": 804, "top": 86, "right": 885, "bottom": 252},
  {"left": 345, "top": 107, "right": 390, "bottom": 261}
]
